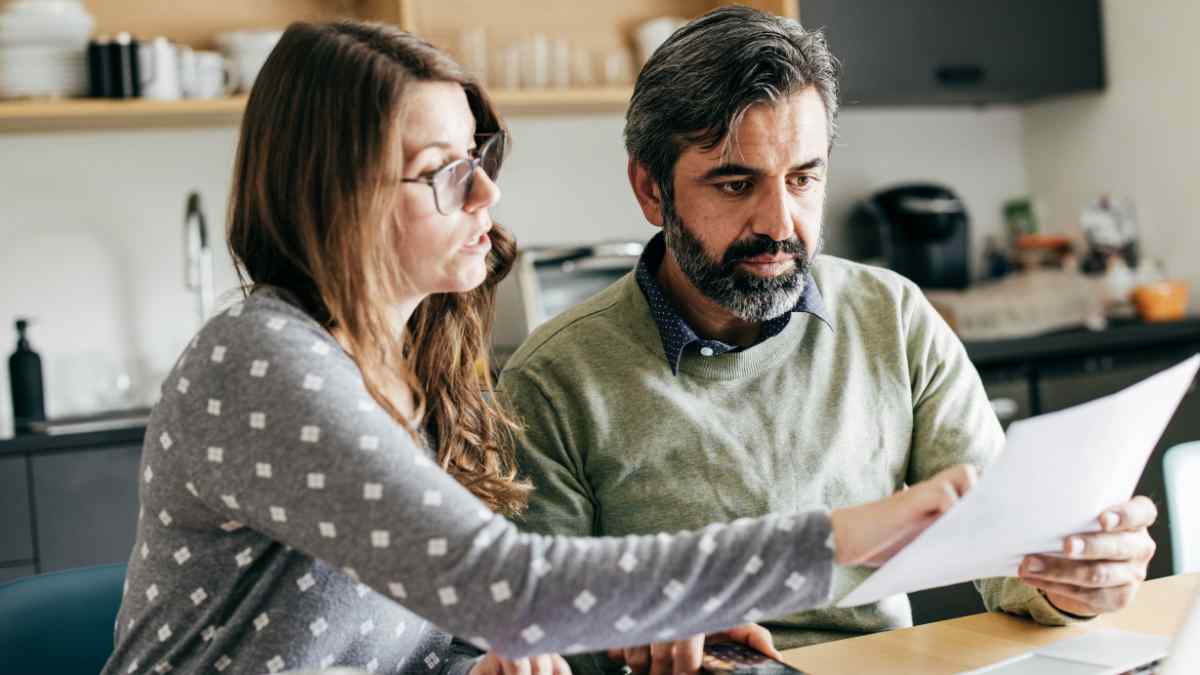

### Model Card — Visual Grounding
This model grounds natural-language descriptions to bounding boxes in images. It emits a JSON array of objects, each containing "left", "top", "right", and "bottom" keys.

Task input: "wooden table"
[{"left": 780, "top": 574, "right": 1198, "bottom": 674}]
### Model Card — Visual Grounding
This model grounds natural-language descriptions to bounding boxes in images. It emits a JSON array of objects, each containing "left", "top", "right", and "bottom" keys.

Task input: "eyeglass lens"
[{"left": 433, "top": 133, "right": 504, "bottom": 214}]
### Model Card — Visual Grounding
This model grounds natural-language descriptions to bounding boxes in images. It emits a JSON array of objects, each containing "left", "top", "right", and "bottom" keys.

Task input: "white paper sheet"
[{"left": 838, "top": 354, "right": 1200, "bottom": 608}]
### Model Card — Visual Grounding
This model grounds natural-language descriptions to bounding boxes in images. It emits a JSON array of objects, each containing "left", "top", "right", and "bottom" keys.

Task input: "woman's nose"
[{"left": 464, "top": 166, "right": 501, "bottom": 212}]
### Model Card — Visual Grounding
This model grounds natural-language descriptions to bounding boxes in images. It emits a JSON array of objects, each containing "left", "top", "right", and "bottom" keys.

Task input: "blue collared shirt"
[{"left": 634, "top": 232, "right": 831, "bottom": 375}]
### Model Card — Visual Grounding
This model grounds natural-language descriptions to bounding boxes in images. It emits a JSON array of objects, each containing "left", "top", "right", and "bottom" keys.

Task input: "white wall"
[
  {"left": 1022, "top": 0, "right": 1200, "bottom": 305},
  {"left": 499, "top": 108, "right": 1029, "bottom": 268},
  {"left": 0, "top": 106, "right": 1027, "bottom": 425}
]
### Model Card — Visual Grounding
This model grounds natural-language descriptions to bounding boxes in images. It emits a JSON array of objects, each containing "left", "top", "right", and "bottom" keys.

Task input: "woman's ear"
[{"left": 627, "top": 159, "right": 665, "bottom": 229}]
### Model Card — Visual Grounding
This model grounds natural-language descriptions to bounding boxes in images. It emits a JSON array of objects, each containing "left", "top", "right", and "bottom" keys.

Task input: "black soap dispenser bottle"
[{"left": 9, "top": 319, "right": 46, "bottom": 434}]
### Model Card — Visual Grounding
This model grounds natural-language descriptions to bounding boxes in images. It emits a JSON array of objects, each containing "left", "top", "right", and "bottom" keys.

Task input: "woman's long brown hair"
[{"left": 227, "top": 21, "right": 530, "bottom": 516}]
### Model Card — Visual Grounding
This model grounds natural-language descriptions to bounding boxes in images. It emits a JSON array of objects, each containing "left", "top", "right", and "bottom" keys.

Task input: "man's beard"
[{"left": 661, "top": 201, "right": 819, "bottom": 322}]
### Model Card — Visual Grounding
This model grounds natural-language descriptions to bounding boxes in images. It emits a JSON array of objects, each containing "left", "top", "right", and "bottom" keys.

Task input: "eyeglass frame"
[{"left": 399, "top": 131, "right": 506, "bottom": 216}]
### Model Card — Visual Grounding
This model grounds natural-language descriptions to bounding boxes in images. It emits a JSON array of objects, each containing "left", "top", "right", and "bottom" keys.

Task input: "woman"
[{"left": 101, "top": 21, "right": 975, "bottom": 675}]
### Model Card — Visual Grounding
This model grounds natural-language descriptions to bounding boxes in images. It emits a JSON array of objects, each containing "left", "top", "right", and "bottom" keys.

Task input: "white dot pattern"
[{"left": 106, "top": 289, "right": 835, "bottom": 674}]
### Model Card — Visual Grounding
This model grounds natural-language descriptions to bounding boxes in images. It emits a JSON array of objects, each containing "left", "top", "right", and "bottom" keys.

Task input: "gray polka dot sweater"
[{"left": 102, "top": 289, "right": 835, "bottom": 675}]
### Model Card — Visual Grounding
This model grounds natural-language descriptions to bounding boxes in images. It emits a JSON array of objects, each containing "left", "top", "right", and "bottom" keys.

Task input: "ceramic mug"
[
  {"left": 216, "top": 29, "right": 283, "bottom": 93},
  {"left": 635, "top": 16, "right": 687, "bottom": 66},
  {"left": 179, "top": 47, "right": 234, "bottom": 99},
  {"left": 138, "top": 36, "right": 181, "bottom": 100}
]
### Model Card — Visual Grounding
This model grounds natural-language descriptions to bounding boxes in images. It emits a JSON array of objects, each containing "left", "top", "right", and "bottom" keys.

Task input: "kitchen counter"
[
  {"left": 3, "top": 317, "right": 1199, "bottom": 457},
  {"left": 964, "top": 316, "right": 1200, "bottom": 367},
  {"left": 0, "top": 409, "right": 150, "bottom": 456},
  {"left": 0, "top": 425, "right": 146, "bottom": 456}
]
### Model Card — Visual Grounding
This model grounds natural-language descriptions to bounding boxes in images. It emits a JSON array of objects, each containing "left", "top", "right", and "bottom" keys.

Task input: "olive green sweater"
[{"left": 500, "top": 254, "right": 1076, "bottom": 673}]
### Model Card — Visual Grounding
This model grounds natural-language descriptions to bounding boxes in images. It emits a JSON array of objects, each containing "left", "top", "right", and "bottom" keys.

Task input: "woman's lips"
[{"left": 462, "top": 231, "right": 491, "bottom": 254}]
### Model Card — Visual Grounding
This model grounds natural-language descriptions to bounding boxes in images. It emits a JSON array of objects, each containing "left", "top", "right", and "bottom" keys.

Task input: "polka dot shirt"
[{"left": 102, "top": 288, "right": 835, "bottom": 675}]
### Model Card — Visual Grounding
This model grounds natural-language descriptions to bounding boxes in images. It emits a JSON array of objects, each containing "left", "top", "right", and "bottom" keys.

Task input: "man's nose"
[{"left": 749, "top": 180, "right": 796, "bottom": 242}]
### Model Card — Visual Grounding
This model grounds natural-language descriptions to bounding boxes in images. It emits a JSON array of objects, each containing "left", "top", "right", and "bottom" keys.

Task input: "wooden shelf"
[
  {"left": 0, "top": 0, "right": 794, "bottom": 132},
  {"left": 0, "top": 97, "right": 247, "bottom": 133},
  {"left": 0, "top": 87, "right": 634, "bottom": 132}
]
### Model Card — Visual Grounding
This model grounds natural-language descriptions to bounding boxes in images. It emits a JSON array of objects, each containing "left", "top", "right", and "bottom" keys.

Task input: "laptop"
[{"left": 962, "top": 584, "right": 1200, "bottom": 675}]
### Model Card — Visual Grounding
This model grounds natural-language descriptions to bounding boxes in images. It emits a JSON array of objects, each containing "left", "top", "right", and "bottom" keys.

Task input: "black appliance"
[{"left": 849, "top": 183, "right": 971, "bottom": 289}]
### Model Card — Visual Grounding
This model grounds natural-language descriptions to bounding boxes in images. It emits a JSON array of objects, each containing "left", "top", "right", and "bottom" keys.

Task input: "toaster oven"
[{"left": 492, "top": 241, "right": 644, "bottom": 357}]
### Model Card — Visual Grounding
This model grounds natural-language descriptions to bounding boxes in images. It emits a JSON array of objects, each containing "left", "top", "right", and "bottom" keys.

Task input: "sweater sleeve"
[
  {"left": 900, "top": 284, "right": 1087, "bottom": 626},
  {"left": 500, "top": 365, "right": 625, "bottom": 675},
  {"left": 159, "top": 297, "right": 837, "bottom": 659}
]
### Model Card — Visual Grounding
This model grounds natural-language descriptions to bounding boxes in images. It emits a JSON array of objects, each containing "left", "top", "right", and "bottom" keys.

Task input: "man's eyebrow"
[{"left": 701, "top": 157, "right": 826, "bottom": 180}]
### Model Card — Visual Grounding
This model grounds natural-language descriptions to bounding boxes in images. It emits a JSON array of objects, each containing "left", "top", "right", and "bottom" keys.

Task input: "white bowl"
[{"left": 0, "top": 0, "right": 93, "bottom": 47}]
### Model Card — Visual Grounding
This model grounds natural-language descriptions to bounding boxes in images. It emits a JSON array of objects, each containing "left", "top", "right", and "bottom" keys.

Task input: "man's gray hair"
[{"left": 624, "top": 5, "right": 839, "bottom": 203}]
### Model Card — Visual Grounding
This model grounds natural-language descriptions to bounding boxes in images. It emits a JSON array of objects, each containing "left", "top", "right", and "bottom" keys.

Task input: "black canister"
[
  {"left": 87, "top": 36, "right": 114, "bottom": 97},
  {"left": 108, "top": 32, "right": 140, "bottom": 98},
  {"left": 9, "top": 319, "right": 46, "bottom": 435}
]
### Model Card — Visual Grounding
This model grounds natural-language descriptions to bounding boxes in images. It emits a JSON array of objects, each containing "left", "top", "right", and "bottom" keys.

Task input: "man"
[{"left": 499, "top": 6, "right": 1157, "bottom": 674}]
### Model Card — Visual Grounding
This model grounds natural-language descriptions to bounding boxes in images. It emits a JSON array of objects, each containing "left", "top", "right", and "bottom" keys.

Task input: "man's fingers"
[
  {"left": 1022, "top": 577, "right": 1138, "bottom": 614},
  {"left": 649, "top": 642, "right": 674, "bottom": 675},
  {"left": 551, "top": 655, "right": 572, "bottom": 675},
  {"left": 1099, "top": 496, "right": 1159, "bottom": 532},
  {"left": 1057, "top": 530, "right": 1156, "bottom": 562},
  {"left": 1020, "top": 556, "right": 1146, "bottom": 589},
  {"left": 625, "top": 646, "right": 652, "bottom": 674}
]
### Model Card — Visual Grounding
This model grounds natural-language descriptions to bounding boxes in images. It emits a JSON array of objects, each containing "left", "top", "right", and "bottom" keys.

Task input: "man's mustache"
[{"left": 722, "top": 236, "right": 807, "bottom": 267}]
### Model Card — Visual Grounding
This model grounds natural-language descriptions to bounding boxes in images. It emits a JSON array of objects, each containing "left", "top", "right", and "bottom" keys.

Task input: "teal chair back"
[
  {"left": 1165, "top": 442, "right": 1200, "bottom": 574},
  {"left": 0, "top": 563, "right": 126, "bottom": 675}
]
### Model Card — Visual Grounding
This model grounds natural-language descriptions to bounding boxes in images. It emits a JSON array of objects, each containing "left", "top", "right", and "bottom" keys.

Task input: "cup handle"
[{"left": 223, "top": 57, "right": 239, "bottom": 96}]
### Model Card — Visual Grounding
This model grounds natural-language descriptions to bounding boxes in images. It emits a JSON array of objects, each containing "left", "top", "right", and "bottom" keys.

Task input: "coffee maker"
[{"left": 848, "top": 183, "right": 971, "bottom": 289}]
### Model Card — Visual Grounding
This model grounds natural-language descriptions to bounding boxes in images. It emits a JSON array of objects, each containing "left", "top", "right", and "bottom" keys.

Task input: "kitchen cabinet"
[
  {"left": 981, "top": 369, "right": 1032, "bottom": 430},
  {"left": 0, "top": 0, "right": 795, "bottom": 132},
  {"left": 1037, "top": 349, "right": 1200, "bottom": 583},
  {"left": 797, "top": 0, "right": 1105, "bottom": 105},
  {"left": 30, "top": 444, "right": 141, "bottom": 573},
  {"left": 0, "top": 456, "right": 33, "bottom": 564}
]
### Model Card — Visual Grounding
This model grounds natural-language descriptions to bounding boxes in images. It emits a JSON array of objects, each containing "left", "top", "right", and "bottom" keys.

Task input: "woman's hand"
[
  {"left": 831, "top": 464, "right": 978, "bottom": 567},
  {"left": 469, "top": 652, "right": 571, "bottom": 675},
  {"left": 607, "top": 624, "right": 779, "bottom": 675}
]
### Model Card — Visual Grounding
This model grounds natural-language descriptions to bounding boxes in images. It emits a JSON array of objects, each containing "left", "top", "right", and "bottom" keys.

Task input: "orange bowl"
[{"left": 1133, "top": 280, "right": 1189, "bottom": 322}]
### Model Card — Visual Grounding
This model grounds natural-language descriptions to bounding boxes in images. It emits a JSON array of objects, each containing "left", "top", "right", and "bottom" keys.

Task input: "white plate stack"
[{"left": 0, "top": 0, "right": 94, "bottom": 99}]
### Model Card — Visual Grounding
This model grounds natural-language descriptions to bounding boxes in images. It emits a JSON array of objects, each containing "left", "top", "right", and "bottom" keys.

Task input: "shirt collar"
[{"left": 634, "top": 232, "right": 831, "bottom": 375}]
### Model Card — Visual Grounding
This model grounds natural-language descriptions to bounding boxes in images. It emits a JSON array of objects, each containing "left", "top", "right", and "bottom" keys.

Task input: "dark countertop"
[
  {"left": 964, "top": 317, "right": 1200, "bottom": 368},
  {"left": 5, "top": 317, "right": 1200, "bottom": 456},
  {"left": 0, "top": 424, "right": 146, "bottom": 456}
]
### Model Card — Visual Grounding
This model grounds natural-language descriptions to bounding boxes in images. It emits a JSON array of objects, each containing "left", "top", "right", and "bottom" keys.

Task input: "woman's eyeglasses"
[{"left": 401, "top": 131, "right": 506, "bottom": 215}]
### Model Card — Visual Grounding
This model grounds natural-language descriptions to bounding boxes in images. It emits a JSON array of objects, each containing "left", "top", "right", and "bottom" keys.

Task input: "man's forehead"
[{"left": 683, "top": 88, "right": 829, "bottom": 169}]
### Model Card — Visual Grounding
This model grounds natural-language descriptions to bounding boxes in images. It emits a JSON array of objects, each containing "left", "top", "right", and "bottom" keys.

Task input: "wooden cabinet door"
[
  {"left": 798, "top": 0, "right": 1104, "bottom": 105},
  {"left": 30, "top": 445, "right": 141, "bottom": 573}
]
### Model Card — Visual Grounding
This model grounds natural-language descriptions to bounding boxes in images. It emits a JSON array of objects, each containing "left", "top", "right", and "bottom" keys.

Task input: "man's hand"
[
  {"left": 470, "top": 652, "right": 571, "bottom": 675},
  {"left": 606, "top": 624, "right": 779, "bottom": 675},
  {"left": 1019, "top": 496, "right": 1158, "bottom": 617}
]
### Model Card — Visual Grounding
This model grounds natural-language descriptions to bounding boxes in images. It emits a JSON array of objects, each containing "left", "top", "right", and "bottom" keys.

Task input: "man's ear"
[{"left": 627, "top": 159, "right": 665, "bottom": 228}]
